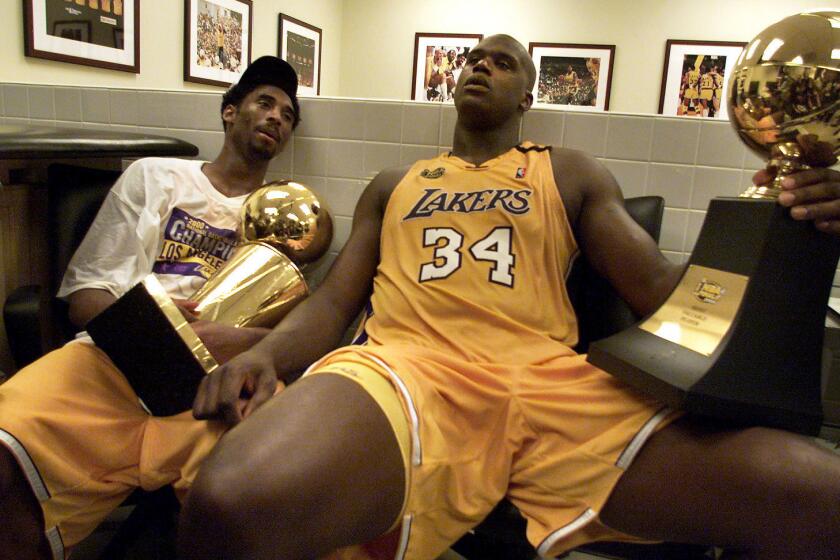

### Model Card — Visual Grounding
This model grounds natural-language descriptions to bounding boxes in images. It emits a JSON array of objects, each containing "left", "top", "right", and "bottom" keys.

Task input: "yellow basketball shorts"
[
  {"left": 0, "top": 342, "right": 226, "bottom": 559},
  {"left": 307, "top": 344, "right": 679, "bottom": 560}
]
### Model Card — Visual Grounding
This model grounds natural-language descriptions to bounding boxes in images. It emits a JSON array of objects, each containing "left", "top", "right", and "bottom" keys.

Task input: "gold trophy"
[
  {"left": 190, "top": 181, "right": 333, "bottom": 328},
  {"left": 588, "top": 12, "right": 840, "bottom": 435},
  {"left": 87, "top": 181, "right": 332, "bottom": 416}
]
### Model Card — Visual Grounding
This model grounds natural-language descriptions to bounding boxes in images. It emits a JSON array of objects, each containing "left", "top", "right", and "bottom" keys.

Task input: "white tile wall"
[
  {"left": 28, "top": 86, "right": 55, "bottom": 120},
  {"left": 3, "top": 85, "right": 29, "bottom": 117},
  {"left": 401, "top": 104, "right": 440, "bottom": 145},
  {"left": 330, "top": 100, "right": 366, "bottom": 140},
  {"left": 651, "top": 119, "right": 700, "bottom": 164},
  {"left": 109, "top": 90, "right": 138, "bottom": 126},
  {"left": 364, "top": 102, "right": 403, "bottom": 143},
  {"left": 296, "top": 98, "right": 331, "bottom": 138},
  {"left": 606, "top": 115, "right": 653, "bottom": 161},
  {"left": 521, "top": 109, "right": 564, "bottom": 147},
  {"left": 647, "top": 164, "right": 694, "bottom": 209},
  {"left": 602, "top": 159, "right": 647, "bottom": 199},
  {"left": 54, "top": 87, "right": 82, "bottom": 122},
  {"left": 2, "top": 83, "right": 837, "bottom": 294},
  {"left": 564, "top": 113, "right": 607, "bottom": 156},
  {"left": 80, "top": 89, "right": 110, "bottom": 123}
]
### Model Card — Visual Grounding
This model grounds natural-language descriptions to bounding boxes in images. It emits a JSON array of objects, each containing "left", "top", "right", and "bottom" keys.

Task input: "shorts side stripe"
[
  {"left": 0, "top": 428, "right": 50, "bottom": 500},
  {"left": 536, "top": 508, "right": 596, "bottom": 558},
  {"left": 45, "top": 526, "right": 65, "bottom": 560},
  {"left": 394, "top": 513, "right": 413, "bottom": 560},
  {"left": 357, "top": 352, "right": 423, "bottom": 467},
  {"left": 0, "top": 429, "right": 65, "bottom": 560},
  {"left": 615, "top": 406, "right": 672, "bottom": 470}
]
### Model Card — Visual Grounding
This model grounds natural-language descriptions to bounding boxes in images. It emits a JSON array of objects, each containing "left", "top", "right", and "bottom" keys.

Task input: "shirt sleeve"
[{"left": 57, "top": 160, "right": 165, "bottom": 300}]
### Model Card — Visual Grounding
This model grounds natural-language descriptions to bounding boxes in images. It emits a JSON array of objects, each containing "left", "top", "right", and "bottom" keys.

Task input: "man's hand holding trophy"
[{"left": 87, "top": 181, "right": 332, "bottom": 417}]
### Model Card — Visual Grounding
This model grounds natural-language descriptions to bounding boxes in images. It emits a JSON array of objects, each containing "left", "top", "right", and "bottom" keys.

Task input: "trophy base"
[
  {"left": 87, "top": 275, "right": 217, "bottom": 417},
  {"left": 588, "top": 198, "right": 840, "bottom": 435}
]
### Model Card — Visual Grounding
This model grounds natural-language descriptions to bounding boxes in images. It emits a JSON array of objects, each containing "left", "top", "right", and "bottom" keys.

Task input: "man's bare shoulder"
[
  {"left": 365, "top": 164, "right": 414, "bottom": 202},
  {"left": 549, "top": 146, "right": 605, "bottom": 177}
]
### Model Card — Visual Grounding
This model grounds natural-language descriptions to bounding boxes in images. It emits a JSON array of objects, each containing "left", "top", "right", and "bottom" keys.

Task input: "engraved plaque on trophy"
[
  {"left": 87, "top": 182, "right": 332, "bottom": 416},
  {"left": 588, "top": 12, "right": 840, "bottom": 435}
]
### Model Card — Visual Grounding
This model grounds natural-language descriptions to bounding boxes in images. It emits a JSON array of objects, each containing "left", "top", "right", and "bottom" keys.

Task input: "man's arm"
[
  {"left": 559, "top": 148, "right": 840, "bottom": 320},
  {"left": 554, "top": 149, "right": 683, "bottom": 318},
  {"left": 66, "top": 288, "right": 117, "bottom": 328},
  {"left": 191, "top": 165, "right": 408, "bottom": 425}
]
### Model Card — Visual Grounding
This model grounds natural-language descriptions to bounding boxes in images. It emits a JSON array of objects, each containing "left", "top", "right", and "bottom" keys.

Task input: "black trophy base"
[
  {"left": 588, "top": 198, "right": 840, "bottom": 435},
  {"left": 86, "top": 281, "right": 211, "bottom": 417}
]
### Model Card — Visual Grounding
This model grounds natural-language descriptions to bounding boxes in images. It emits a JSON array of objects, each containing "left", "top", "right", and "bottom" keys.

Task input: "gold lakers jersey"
[{"left": 363, "top": 143, "right": 580, "bottom": 365}]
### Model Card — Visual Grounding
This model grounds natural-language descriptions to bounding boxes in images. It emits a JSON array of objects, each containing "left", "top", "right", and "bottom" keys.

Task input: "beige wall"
[
  {"left": 337, "top": 0, "right": 840, "bottom": 110},
  {"left": 0, "top": 0, "right": 344, "bottom": 94},
  {"left": 3, "top": 1, "right": 838, "bottom": 110}
]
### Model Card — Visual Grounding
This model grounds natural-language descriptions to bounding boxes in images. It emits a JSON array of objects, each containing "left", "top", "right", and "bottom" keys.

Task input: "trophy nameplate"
[{"left": 638, "top": 265, "right": 748, "bottom": 357}]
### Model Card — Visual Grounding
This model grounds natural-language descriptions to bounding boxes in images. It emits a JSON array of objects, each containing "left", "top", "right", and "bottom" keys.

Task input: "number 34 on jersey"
[{"left": 419, "top": 226, "right": 515, "bottom": 288}]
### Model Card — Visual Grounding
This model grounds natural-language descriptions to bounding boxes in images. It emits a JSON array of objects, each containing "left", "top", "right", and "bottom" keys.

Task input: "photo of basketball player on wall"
[
  {"left": 423, "top": 45, "right": 471, "bottom": 102},
  {"left": 195, "top": 0, "right": 245, "bottom": 73},
  {"left": 528, "top": 43, "right": 615, "bottom": 111},
  {"left": 677, "top": 53, "right": 727, "bottom": 118},
  {"left": 412, "top": 33, "right": 483, "bottom": 103},
  {"left": 536, "top": 56, "right": 600, "bottom": 107},
  {"left": 658, "top": 40, "right": 746, "bottom": 120}
]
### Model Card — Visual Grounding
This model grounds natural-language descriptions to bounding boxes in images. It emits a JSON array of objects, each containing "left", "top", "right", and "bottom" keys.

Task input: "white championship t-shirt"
[{"left": 58, "top": 157, "right": 248, "bottom": 341}]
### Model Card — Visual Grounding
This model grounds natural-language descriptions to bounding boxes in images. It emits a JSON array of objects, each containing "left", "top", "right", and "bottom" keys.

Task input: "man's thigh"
[
  {"left": 600, "top": 416, "right": 840, "bottom": 553},
  {"left": 183, "top": 372, "right": 407, "bottom": 559}
]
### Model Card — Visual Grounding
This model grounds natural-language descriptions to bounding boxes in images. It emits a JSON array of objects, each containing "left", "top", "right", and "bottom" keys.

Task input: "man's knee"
[
  {"left": 0, "top": 444, "right": 30, "bottom": 502},
  {"left": 0, "top": 444, "right": 51, "bottom": 559}
]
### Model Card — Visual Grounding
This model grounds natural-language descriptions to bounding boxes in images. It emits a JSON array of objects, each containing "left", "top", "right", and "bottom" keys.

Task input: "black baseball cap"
[{"left": 221, "top": 56, "right": 300, "bottom": 127}]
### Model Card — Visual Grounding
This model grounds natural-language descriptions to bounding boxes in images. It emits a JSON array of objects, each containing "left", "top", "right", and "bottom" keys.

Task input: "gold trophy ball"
[
  {"left": 728, "top": 11, "right": 840, "bottom": 198},
  {"left": 240, "top": 181, "right": 334, "bottom": 265}
]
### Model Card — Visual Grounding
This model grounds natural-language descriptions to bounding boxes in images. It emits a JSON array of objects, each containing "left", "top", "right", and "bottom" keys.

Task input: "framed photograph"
[
  {"left": 411, "top": 32, "right": 483, "bottom": 103},
  {"left": 278, "top": 14, "right": 322, "bottom": 96},
  {"left": 23, "top": 0, "right": 139, "bottom": 73},
  {"left": 529, "top": 43, "right": 615, "bottom": 111},
  {"left": 184, "top": 0, "right": 252, "bottom": 87},
  {"left": 658, "top": 39, "right": 746, "bottom": 119}
]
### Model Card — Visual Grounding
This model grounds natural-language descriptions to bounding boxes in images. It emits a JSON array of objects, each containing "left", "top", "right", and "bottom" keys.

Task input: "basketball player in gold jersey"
[{"left": 179, "top": 35, "right": 840, "bottom": 560}]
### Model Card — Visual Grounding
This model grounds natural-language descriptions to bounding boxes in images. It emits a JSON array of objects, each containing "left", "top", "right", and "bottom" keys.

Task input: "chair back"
[
  {"left": 3, "top": 164, "right": 118, "bottom": 369},
  {"left": 47, "top": 164, "right": 121, "bottom": 344}
]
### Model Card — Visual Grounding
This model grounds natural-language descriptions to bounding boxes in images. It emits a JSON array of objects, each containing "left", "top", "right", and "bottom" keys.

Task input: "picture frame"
[
  {"left": 184, "top": 0, "right": 252, "bottom": 88},
  {"left": 278, "top": 14, "right": 322, "bottom": 96},
  {"left": 23, "top": 0, "right": 139, "bottom": 73},
  {"left": 411, "top": 32, "right": 483, "bottom": 103},
  {"left": 658, "top": 39, "right": 747, "bottom": 119},
  {"left": 529, "top": 43, "right": 615, "bottom": 111}
]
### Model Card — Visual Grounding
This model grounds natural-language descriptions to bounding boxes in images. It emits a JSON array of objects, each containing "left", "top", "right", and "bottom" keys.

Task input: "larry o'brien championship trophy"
[
  {"left": 588, "top": 12, "right": 840, "bottom": 435},
  {"left": 86, "top": 182, "right": 333, "bottom": 416}
]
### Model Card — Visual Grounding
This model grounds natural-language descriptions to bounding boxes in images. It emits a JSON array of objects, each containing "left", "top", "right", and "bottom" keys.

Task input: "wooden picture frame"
[
  {"left": 184, "top": 0, "right": 252, "bottom": 87},
  {"left": 658, "top": 39, "right": 747, "bottom": 119},
  {"left": 411, "top": 32, "right": 483, "bottom": 103},
  {"left": 23, "top": 0, "right": 139, "bottom": 73},
  {"left": 278, "top": 13, "right": 322, "bottom": 96},
  {"left": 529, "top": 42, "right": 616, "bottom": 111}
]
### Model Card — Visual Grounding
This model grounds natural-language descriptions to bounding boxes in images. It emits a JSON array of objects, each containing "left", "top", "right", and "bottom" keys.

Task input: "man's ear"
[
  {"left": 221, "top": 104, "right": 237, "bottom": 127},
  {"left": 520, "top": 91, "right": 533, "bottom": 113}
]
